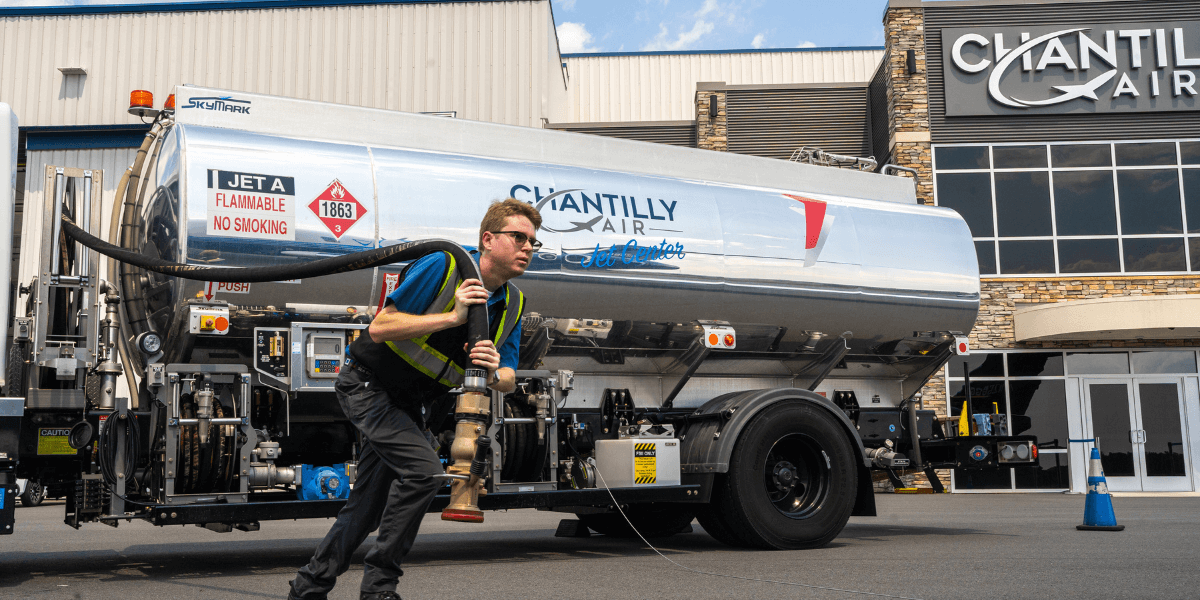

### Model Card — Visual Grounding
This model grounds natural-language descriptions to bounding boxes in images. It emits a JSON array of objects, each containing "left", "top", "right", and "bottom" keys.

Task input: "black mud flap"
[{"left": 851, "top": 464, "right": 876, "bottom": 517}]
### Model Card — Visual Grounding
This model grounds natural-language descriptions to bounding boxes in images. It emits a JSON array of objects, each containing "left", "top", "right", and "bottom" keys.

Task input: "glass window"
[
  {"left": 937, "top": 173, "right": 993, "bottom": 237},
  {"left": 1114, "top": 142, "right": 1177, "bottom": 167},
  {"left": 1006, "top": 352, "right": 1064, "bottom": 377},
  {"left": 1131, "top": 351, "right": 1197, "bottom": 374},
  {"left": 936, "top": 146, "right": 989, "bottom": 170},
  {"left": 1057, "top": 238, "right": 1120, "bottom": 273},
  {"left": 1192, "top": 237, "right": 1200, "bottom": 271},
  {"left": 1008, "top": 380, "right": 1068, "bottom": 449},
  {"left": 948, "top": 353, "right": 1004, "bottom": 378},
  {"left": 999, "top": 240, "right": 1055, "bottom": 274},
  {"left": 1124, "top": 237, "right": 1186, "bottom": 272},
  {"left": 993, "top": 145, "right": 1047, "bottom": 169},
  {"left": 1089, "top": 383, "right": 1135, "bottom": 476},
  {"left": 1015, "top": 453, "right": 1071, "bottom": 489},
  {"left": 995, "top": 172, "right": 1052, "bottom": 237},
  {"left": 1051, "top": 144, "right": 1111, "bottom": 168},
  {"left": 976, "top": 241, "right": 996, "bottom": 275},
  {"left": 1054, "top": 170, "right": 1117, "bottom": 236},
  {"left": 949, "top": 380, "right": 1008, "bottom": 416},
  {"left": 1066, "top": 352, "right": 1129, "bottom": 375},
  {"left": 1183, "top": 169, "right": 1200, "bottom": 234},
  {"left": 1182, "top": 142, "right": 1200, "bottom": 165},
  {"left": 1118, "top": 170, "right": 1183, "bottom": 235}
]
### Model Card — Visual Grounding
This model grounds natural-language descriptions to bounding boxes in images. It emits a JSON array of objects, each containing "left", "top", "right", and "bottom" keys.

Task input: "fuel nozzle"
[
  {"left": 441, "top": 384, "right": 492, "bottom": 523},
  {"left": 196, "top": 385, "right": 214, "bottom": 448}
]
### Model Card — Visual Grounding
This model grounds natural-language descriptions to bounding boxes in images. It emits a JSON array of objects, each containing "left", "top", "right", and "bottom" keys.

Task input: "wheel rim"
[{"left": 763, "top": 433, "right": 830, "bottom": 519}]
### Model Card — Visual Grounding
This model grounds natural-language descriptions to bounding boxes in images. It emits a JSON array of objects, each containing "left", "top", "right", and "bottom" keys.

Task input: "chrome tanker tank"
[{"left": 130, "top": 86, "right": 979, "bottom": 363}]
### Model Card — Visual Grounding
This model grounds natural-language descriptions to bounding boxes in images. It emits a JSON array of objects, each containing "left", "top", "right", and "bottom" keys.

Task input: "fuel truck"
[{"left": 0, "top": 86, "right": 1038, "bottom": 548}]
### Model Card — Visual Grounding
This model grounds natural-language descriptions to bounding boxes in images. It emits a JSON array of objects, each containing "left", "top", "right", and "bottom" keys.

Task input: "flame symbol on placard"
[{"left": 332, "top": 183, "right": 345, "bottom": 199}]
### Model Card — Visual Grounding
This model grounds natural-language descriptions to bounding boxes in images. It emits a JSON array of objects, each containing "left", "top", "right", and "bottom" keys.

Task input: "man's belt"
[{"left": 344, "top": 357, "right": 373, "bottom": 378}]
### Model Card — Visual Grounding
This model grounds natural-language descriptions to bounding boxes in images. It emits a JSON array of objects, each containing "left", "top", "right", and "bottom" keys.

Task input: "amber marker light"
[
  {"left": 164, "top": 94, "right": 176, "bottom": 111},
  {"left": 128, "top": 89, "right": 160, "bottom": 117}
]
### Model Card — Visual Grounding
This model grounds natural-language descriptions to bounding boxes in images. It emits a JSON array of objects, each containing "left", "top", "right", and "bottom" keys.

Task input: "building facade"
[{"left": 881, "top": 0, "right": 1200, "bottom": 494}]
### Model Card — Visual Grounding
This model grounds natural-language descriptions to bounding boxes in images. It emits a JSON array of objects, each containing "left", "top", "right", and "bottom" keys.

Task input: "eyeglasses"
[{"left": 491, "top": 230, "right": 542, "bottom": 251}]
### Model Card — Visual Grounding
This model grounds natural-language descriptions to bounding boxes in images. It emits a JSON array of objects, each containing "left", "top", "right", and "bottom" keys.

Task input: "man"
[{"left": 289, "top": 199, "right": 542, "bottom": 600}]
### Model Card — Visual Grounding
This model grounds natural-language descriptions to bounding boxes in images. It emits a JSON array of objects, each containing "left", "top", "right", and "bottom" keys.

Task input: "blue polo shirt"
[{"left": 385, "top": 252, "right": 521, "bottom": 371}]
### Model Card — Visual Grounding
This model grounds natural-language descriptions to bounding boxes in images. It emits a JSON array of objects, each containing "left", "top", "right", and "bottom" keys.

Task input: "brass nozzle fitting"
[{"left": 441, "top": 390, "right": 491, "bottom": 522}]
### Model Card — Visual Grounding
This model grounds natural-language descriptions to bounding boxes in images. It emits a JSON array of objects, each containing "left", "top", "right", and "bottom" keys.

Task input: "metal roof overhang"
[{"left": 1014, "top": 295, "right": 1200, "bottom": 342}]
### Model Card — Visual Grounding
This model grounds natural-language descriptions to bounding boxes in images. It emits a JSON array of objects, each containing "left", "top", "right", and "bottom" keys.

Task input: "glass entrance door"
[{"left": 1082, "top": 379, "right": 1191, "bottom": 492}]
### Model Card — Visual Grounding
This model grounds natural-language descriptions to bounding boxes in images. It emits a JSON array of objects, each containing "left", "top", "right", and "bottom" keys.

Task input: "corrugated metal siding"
[
  {"left": 726, "top": 87, "right": 871, "bottom": 160},
  {"left": 0, "top": 1, "right": 564, "bottom": 128},
  {"left": 547, "top": 121, "right": 696, "bottom": 148},
  {"left": 17, "top": 148, "right": 138, "bottom": 317},
  {"left": 926, "top": 1, "right": 1200, "bottom": 143},
  {"left": 562, "top": 49, "right": 884, "bottom": 123}
]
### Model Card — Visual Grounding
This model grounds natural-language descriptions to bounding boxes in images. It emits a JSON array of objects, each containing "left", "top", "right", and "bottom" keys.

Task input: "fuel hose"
[{"left": 60, "top": 214, "right": 491, "bottom": 346}]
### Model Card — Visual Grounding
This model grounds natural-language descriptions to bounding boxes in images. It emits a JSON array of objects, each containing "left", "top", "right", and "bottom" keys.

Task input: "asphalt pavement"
[{"left": 2, "top": 493, "right": 1198, "bottom": 600}]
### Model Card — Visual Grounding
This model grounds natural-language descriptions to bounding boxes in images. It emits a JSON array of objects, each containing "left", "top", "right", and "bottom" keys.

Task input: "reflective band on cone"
[{"left": 1077, "top": 447, "right": 1125, "bottom": 532}]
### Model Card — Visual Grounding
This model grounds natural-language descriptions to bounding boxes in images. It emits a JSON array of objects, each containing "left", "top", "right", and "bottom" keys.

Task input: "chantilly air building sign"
[{"left": 943, "top": 23, "right": 1200, "bottom": 116}]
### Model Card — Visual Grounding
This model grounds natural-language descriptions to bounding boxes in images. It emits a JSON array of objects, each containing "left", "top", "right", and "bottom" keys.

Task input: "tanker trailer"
[{"left": 0, "top": 86, "right": 1038, "bottom": 548}]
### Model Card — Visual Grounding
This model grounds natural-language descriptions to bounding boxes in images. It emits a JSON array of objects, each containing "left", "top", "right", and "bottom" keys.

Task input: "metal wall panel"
[
  {"left": 0, "top": 1, "right": 565, "bottom": 128},
  {"left": 868, "top": 62, "right": 891, "bottom": 165},
  {"left": 561, "top": 49, "right": 884, "bottom": 123},
  {"left": 925, "top": 1, "right": 1200, "bottom": 143},
  {"left": 547, "top": 121, "right": 696, "bottom": 147},
  {"left": 726, "top": 87, "right": 872, "bottom": 160}
]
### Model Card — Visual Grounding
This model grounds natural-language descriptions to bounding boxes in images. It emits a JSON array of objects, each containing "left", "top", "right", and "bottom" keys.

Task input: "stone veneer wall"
[
  {"left": 695, "top": 91, "right": 728, "bottom": 152},
  {"left": 883, "top": 6, "right": 932, "bottom": 205}
]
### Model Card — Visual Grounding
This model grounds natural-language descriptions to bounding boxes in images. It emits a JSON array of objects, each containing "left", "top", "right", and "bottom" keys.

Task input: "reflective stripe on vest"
[{"left": 386, "top": 252, "right": 524, "bottom": 387}]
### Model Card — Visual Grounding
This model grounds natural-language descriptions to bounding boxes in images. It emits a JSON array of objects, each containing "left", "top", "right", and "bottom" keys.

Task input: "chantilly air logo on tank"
[{"left": 942, "top": 22, "right": 1200, "bottom": 116}]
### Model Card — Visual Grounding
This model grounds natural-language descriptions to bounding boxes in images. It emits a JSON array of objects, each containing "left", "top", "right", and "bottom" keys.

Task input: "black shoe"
[{"left": 360, "top": 592, "right": 401, "bottom": 600}]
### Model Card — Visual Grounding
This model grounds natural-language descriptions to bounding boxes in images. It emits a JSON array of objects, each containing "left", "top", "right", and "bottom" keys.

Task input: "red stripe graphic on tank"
[{"left": 782, "top": 194, "right": 827, "bottom": 249}]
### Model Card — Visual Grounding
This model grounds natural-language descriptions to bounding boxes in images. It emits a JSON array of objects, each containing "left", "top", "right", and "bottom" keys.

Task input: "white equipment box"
[{"left": 594, "top": 439, "right": 681, "bottom": 487}]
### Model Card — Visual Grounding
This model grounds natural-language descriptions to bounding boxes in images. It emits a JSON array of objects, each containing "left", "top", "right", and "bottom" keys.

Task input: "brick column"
[
  {"left": 884, "top": 4, "right": 932, "bottom": 205},
  {"left": 696, "top": 87, "right": 727, "bottom": 152}
]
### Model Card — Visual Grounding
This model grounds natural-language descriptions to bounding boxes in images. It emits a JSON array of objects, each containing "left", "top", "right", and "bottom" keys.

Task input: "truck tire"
[
  {"left": 703, "top": 400, "right": 857, "bottom": 550},
  {"left": 20, "top": 480, "right": 47, "bottom": 507},
  {"left": 577, "top": 505, "right": 696, "bottom": 539}
]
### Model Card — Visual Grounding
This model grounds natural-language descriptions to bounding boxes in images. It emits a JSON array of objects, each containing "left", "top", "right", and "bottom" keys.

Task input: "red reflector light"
[
  {"left": 129, "top": 90, "right": 154, "bottom": 109},
  {"left": 1031, "top": 444, "right": 1038, "bottom": 459},
  {"left": 164, "top": 94, "right": 176, "bottom": 110}
]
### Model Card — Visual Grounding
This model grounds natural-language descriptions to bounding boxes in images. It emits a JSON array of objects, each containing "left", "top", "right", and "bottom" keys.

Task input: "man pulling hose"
[{"left": 289, "top": 199, "right": 542, "bottom": 600}]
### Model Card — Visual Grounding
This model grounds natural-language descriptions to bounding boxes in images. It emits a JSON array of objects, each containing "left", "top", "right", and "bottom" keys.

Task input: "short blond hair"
[{"left": 479, "top": 198, "right": 542, "bottom": 249}]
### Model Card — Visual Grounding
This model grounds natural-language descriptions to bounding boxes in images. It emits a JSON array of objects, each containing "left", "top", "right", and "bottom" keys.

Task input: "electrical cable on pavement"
[{"left": 588, "top": 458, "right": 924, "bottom": 600}]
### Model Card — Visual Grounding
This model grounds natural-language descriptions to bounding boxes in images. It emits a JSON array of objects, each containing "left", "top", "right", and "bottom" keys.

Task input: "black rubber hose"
[{"left": 60, "top": 215, "right": 491, "bottom": 347}]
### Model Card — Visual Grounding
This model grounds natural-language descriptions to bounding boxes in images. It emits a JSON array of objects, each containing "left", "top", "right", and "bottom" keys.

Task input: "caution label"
[
  {"left": 207, "top": 169, "right": 296, "bottom": 241},
  {"left": 37, "top": 428, "right": 75, "bottom": 455},
  {"left": 634, "top": 442, "right": 657, "bottom": 484}
]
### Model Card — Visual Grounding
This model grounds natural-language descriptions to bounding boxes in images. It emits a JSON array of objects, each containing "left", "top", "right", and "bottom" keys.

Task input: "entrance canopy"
[{"left": 1014, "top": 296, "right": 1200, "bottom": 342}]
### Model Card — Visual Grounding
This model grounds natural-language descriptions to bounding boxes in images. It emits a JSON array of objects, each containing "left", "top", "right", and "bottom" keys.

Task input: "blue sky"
[{"left": 553, "top": 0, "right": 890, "bottom": 54}]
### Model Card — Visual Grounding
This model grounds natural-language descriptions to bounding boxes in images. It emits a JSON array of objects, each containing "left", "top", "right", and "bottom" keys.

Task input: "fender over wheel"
[{"left": 699, "top": 400, "right": 858, "bottom": 550}]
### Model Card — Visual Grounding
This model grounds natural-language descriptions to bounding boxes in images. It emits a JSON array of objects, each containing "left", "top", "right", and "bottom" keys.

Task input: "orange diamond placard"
[{"left": 309, "top": 179, "right": 366, "bottom": 240}]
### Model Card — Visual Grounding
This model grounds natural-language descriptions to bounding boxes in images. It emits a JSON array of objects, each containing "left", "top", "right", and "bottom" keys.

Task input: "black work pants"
[{"left": 292, "top": 367, "right": 442, "bottom": 597}]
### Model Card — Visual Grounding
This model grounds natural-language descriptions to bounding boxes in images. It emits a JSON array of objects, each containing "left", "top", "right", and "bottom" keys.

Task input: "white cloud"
[
  {"left": 642, "top": 20, "right": 715, "bottom": 51},
  {"left": 558, "top": 0, "right": 576, "bottom": 10},
  {"left": 798, "top": 40, "right": 817, "bottom": 48},
  {"left": 557, "top": 22, "right": 599, "bottom": 53},
  {"left": 751, "top": 33, "right": 765, "bottom": 49},
  {"left": 696, "top": 0, "right": 719, "bottom": 18}
]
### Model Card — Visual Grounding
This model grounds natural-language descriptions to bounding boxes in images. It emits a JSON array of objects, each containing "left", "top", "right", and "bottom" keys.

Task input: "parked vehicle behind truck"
[{"left": 0, "top": 87, "right": 1037, "bottom": 548}]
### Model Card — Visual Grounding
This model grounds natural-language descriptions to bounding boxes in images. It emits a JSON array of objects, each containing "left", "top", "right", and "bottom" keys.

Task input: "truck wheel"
[
  {"left": 20, "top": 480, "right": 47, "bottom": 507},
  {"left": 705, "top": 400, "right": 857, "bottom": 550},
  {"left": 577, "top": 505, "right": 695, "bottom": 538}
]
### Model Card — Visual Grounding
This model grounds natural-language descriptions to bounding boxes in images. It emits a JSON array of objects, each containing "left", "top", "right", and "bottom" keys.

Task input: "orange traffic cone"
[{"left": 1077, "top": 447, "right": 1124, "bottom": 531}]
